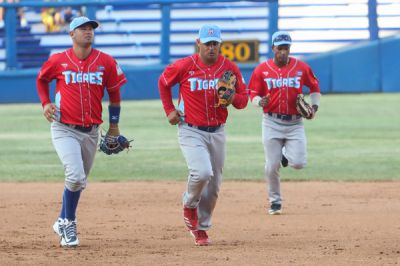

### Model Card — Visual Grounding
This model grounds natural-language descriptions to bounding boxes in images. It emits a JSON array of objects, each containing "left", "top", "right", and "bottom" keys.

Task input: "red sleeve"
[
  {"left": 108, "top": 89, "right": 121, "bottom": 103},
  {"left": 36, "top": 57, "right": 56, "bottom": 107},
  {"left": 230, "top": 63, "right": 248, "bottom": 109},
  {"left": 158, "top": 62, "right": 181, "bottom": 116},
  {"left": 303, "top": 63, "right": 320, "bottom": 93},
  {"left": 105, "top": 57, "right": 127, "bottom": 97},
  {"left": 248, "top": 64, "right": 267, "bottom": 101}
]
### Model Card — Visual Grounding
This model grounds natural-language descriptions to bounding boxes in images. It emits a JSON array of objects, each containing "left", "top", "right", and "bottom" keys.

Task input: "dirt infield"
[{"left": 1, "top": 181, "right": 399, "bottom": 265}]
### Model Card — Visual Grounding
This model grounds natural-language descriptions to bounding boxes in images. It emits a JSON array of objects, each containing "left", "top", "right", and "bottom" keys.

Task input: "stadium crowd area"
[{"left": 0, "top": 0, "right": 399, "bottom": 69}]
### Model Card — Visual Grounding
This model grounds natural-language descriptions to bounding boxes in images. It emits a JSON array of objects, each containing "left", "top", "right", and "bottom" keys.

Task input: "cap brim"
[
  {"left": 87, "top": 21, "right": 99, "bottom": 29},
  {"left": 200, "top": 37, "right": 222, "bottom": 43},
  {"left": 70, "top": 21, "right": 99, "bottom": 32},
  {"left": 273, "top": 41, "right": 291, "bottom": 46}
]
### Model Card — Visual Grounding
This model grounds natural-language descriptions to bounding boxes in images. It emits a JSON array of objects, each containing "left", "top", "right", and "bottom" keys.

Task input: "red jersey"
[
  {"left": 248, "top": 57, "right": 320, "bottom": 114},
  {"left": 36, "top": 48, "right": 127, "bottom": 126},
  {"left": 158, "top": 54, "right": 248, "bottom": 126}
]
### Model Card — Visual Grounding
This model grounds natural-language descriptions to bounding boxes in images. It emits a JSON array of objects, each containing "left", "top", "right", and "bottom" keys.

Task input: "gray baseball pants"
[
  {"left": 51, "top": 121, "right": 99, "bottom": 192},
  {"left": 178, "top": 123, "right": 225, "bottom": 231},
  {"left": 262, "top": 114, "right": 307, "bottom": 205}
]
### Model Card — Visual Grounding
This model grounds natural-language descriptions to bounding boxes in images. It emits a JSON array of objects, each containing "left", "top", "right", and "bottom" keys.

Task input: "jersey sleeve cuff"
[{"left": 41, "top": 100, "right": 51, "bottom": 108}]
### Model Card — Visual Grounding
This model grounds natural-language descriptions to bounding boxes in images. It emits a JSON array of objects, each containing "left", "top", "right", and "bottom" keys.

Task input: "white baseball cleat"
[
  {"left": 60, "top": 219, "right": 80, "bottom": 247},
  {"left": 268, "top": 204, "right": 282, "bottom": 215},
  {"left": 53, "top": 218, "right": 64, "bottom": 238}
]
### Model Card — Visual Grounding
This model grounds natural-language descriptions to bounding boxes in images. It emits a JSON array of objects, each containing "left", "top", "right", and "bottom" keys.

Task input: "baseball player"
[
  {"left": 158, "top": 24, "right": 248, "bottom": 246},
  {"left": 248, "top": 31, "right": 321, "bottom": 215},
  {"left": 36, "top": 16, "right": 127, "bottom": 247}
]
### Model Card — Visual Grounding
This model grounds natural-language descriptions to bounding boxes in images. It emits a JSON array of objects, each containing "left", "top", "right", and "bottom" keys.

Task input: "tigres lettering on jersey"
[
  {"left": 264, "top": 77, "right": 301, "bottom": 90},
  {"left": 62, "top": 71, "right": 103, "bottom": 85},
  {"left": 188, "top": 78, "right": 219, "bottom": 91}
]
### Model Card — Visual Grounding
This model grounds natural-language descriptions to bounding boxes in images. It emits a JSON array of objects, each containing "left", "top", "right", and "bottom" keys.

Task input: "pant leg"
[
  {"left": 284, "top": 125, "right": 307, "bottom": 169},
  {"left": 197, "top": 128, "right": 225, "bottom": 230},
  {"left": 179, "top": 125, "right": 214, "bottom": 209},
  {"left": 262, "top": 115, "right": 307, "bottom": 205},
  {"left": 262, "top": 115, "right": 286, "bottom": 205},
  {"left": 51, "top": 122, "right": 86, "bottom": 192},
  {"left": 80, "top": 127, "right": 100, "bottom": 189},
  {"left": 263, "top": 137, "right": 284, "bottom": 205}
]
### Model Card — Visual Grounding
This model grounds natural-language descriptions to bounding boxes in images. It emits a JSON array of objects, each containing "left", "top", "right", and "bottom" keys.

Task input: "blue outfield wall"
[
  {"left": 0, "top": 34, "right": 399, "bottom": 104},
  {"left": 332, "top": 40, "right": 381, "bottom": 93},
  {"left": 307, "top": 34, "right": 400, "bottom": 94},
  {"left": 305, "top": 53, "right": 332, "bottom": 94},
  {"left": 380, "top": 35, "right": 400, "bottom": 92}
]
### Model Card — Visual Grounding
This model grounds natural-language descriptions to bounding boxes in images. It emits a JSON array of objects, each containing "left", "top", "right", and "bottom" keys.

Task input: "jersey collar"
[
  {"left": 196, "top": 53, "right": 224, "bottom": 70},
  {"left": 67, "top": 48, "right": 97, "bottom": 63}
]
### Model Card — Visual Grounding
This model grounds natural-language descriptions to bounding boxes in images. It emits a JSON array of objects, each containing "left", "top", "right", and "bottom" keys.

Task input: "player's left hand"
[
  {"left": 309, "top": 105, "right": 318, "bottom": 119},
  {"left": 296, "top": 94, "right": 314, "bottom": 119},
  {"left": 216, "top": 71, "right": 236, "bottom": 108},
  {"left": 99, "top": 124, "right": 133, "bottom": 155},
  {"left": 99, "top": 132, "right": 133, "bottom": 156},
  {"left": 107, "top": 124, "right": 120, "bottom": 136}
]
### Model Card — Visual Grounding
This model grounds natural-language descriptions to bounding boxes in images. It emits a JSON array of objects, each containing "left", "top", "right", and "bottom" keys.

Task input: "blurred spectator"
[
  {"left": 105, "top": 5, "right": 113, "bottom": 18},
  {"left": 41, "top": 5, "right": 82, "bottom": 32},
  {"left": 41, "top": 7, "right": 61, "bottom": 32},
  {"left": 0, "top": 0, "right": 28, "bottom": 28},
  {"left": 59, "top": 6, "right": 79, "bottom": 31},
  {"left": 0, "top": 1, "right": 7, "bottom": 28}
]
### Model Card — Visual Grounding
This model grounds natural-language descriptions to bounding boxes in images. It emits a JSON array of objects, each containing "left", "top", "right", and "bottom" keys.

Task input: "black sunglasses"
[{"left": 273, "top": 35, "right": 292, "bottom": 43}]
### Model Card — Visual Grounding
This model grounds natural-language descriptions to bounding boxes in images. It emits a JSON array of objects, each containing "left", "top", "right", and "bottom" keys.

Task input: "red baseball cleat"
[
  {"left": 190, "top": 230, "right": 210, "bottom": 246},
  {"left": 183, "top": 207, "right": 198, "bottom": 231}
]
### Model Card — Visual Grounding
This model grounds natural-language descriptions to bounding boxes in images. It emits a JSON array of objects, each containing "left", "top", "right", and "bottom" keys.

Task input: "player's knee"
[
  {"left": 65, "top": 180, "right": 84, "bottom": 192},
  {"left": 291, "top": 160, "right": 306, "bottom": 169},
  {"left": 192, "top": 168, "right": 213, "bottom": 183},
  {"left": 198, "top": 170, "right": 213, "bottom": 182},
  {"left": 64, "top": 167, "right": 86, "bottom": 191}
]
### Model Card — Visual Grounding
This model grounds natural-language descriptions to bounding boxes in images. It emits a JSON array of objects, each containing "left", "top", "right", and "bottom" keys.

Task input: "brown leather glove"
[
  {"left": 216, "top": 71, "right": 236, "bottom": 108},
  {"left": 296, "top": 94, "right": 314, "bottom": 119}
]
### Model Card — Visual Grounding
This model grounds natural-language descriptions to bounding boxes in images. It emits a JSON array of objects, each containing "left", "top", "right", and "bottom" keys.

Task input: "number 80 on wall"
[{"left": 220, "top": 40, "right": 259, "bottom": 63}]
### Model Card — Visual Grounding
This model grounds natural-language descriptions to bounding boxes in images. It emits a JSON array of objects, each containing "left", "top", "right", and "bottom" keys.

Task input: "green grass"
[{"left": 1, "top": 93, "right": 399, "bottom": 182}]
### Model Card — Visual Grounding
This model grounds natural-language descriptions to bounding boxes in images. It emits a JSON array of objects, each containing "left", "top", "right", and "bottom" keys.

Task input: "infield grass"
[{"left": 0, "top": 93, "right": 399, "bottom": 182}]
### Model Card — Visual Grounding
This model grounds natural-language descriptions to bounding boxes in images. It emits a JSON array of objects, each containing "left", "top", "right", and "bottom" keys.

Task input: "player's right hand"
[
  {"left": 259, "top": 94, "right": 270, "bottom": 107},
  {"left": 43, "top": 103, "right": 57, "bottom": 122},
  {"left": 167, "top": 109, "right": 185, "bottom": 125}
]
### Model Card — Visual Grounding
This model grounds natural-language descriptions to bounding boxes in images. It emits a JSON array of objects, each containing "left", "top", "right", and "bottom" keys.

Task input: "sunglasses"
[{"left": 273, "top": 35, "right": 292, "bottom": 43}]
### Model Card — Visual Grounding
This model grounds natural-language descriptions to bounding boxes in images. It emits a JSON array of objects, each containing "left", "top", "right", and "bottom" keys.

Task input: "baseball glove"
[
  {"left": 296, "top": 94, "right": 314, "bottom": 119},
  {"left": 99, "top": 133, "right": 133, "bottom": 155},
  {"left": 216, "top": 70, "right": 236, "bottom": 108}
]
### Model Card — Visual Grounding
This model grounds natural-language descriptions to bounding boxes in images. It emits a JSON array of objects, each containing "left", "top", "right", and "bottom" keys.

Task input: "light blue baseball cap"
[
  {"left": 69, "top": 16, "right": 99, "bottom": 32},
  {"left": 198, "top": 24, "right": 222, "bottom": 43},
  {"left": 271, "top": 31, "right": 292, "bottom": 46}
]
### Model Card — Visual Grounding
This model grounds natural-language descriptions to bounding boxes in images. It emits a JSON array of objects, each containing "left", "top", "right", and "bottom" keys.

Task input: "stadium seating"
[
  {"left": 0, "top": 25, "right": 50, "bottom": 69},
  {"left": 0, "top": 0, "right": 399, "bottom": 69}
]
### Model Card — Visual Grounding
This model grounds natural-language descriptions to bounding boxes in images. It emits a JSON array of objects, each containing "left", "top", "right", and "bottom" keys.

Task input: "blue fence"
[{"left": 1, "top": 33, "right": 399, "bottom": 104}]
